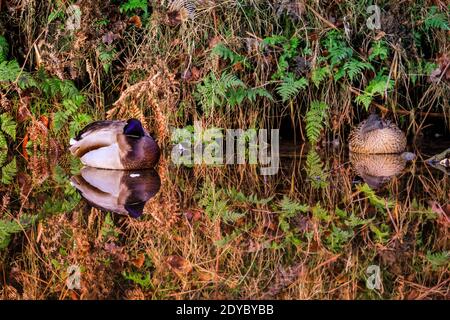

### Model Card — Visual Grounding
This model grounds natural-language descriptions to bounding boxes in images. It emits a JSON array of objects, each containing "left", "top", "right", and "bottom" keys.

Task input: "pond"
[{"left": 0, "top": 133, "right": 448, "bottom": 299}]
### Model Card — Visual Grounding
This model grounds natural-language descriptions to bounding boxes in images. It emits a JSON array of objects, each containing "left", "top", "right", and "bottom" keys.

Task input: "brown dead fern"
[{"left": 107, "top": 61, "right": 179, "bottom": 143}]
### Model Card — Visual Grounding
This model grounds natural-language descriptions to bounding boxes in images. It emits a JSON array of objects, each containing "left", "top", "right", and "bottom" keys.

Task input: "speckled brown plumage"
[
  {"left": 349, "top": 115, "right": 406, "bottom": 154},
  {"left": 350, "top": 153, "right": 406, "bottom": 189}
]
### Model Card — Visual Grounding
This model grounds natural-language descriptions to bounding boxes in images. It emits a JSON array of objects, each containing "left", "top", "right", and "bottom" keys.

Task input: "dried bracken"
[{"left": 108, "top": 61, "right": 180, "bottom": 142}]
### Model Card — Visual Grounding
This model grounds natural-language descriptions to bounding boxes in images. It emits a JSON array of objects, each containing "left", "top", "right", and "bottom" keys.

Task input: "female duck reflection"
[
  {"left": 350, "top": 153, "right": 414, "bottom": 189},
  {"left": 70, "top": 167, "right": 161, "bottom": 218}
]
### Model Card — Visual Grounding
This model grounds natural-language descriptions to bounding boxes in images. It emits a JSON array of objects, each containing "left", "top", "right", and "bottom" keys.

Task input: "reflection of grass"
[
  {"left": 0, "top": 0, "right": 449, "bottom": 300},
  {"left": 1, "top": 147, "right": 448, "bottom": 299}
]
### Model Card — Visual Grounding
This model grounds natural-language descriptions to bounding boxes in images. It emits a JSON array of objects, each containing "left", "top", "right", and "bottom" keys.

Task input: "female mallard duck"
[
  {"left": 69, "top": 119, "right": 160, "bottom": 170},
  {"left": 349, "top": 114, "right": 406, "bottom": 154}
]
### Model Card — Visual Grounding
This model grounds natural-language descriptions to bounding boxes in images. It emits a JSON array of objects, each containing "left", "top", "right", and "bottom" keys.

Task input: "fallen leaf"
[
  {"left": 69, "top": 290, "right": 79, "bottom": 300},
  {"left": 131, "top": 254, "right": 145, "bottom": 269},
  {"left": 167, "top": 255, "right": 192, "bottom": 275},
  {"left": 102, "top": 31, "right": 119, "bottom": 45},
  {"left": 129, "top": 15, "right": 142, "bottom": 29},
  {"left": 197, "top": 271, "right": 214, "bottom": 282},
  {"left": 208, "top": 36, "right": 221, "bottom": 49}
]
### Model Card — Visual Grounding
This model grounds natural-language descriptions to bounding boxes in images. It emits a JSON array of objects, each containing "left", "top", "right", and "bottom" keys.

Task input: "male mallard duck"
[
  {"left": 349, "top": 114, "right": 406, "bottom": 154},
  {"left": 69, "top": 119, "right": 160, "bottom": 170},
  {"left": 70, "top": 167, "right": 161, "bottom": 218}
]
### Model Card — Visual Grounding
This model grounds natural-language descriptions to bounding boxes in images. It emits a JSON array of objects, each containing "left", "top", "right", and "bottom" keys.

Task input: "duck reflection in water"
[
  {"left": 70, "top": 167, "right": 161, "bottom": 218},
  {"left": 350, "top": 153, "right": 407, "bottom": 189}
]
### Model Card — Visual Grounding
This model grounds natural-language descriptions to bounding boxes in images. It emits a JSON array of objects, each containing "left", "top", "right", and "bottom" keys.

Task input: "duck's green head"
[{"left": 124, "top": 118, "right": 145, "bottom": 137}]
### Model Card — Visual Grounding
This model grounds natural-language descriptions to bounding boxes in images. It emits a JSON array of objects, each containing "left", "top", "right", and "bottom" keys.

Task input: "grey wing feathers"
[{"left": 74, "top": 120, "right": 127, "bottom": 140}]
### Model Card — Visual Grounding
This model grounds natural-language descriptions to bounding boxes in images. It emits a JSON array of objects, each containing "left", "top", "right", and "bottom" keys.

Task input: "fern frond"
[
  {"left": 120, "top": 0, "right": 148, "bottom": 15},
  {"left": 323, "top": 30, "right": 353, "bottom": 66},
  {"left": 0, "top": 150, "right": 6, "bottom": 164},
  {"left": 279, "top": 196, "right": 308, "bottom": 219},
  {"left": 311, "top": 66, "right": 330, "bottom": 87},
  {"left": 343, "top": 59, "right": 374, "bottom": 81},
  {"left": 0, "top": 133, "right": 6, "bottom": 150},
  {"left": 305, "top": 101, "right": 328, "bottom": 144},
  {"left": 246, "top": 87, "right": 273, "bottom": 102},
  {"left": 53, "top": 95, "right": 85, "bottom": 132},
  {"left": 355, "top": 74, "right": 394, "bottom": 110},
  {"left": 1, "top": 157, "right": 16, "bottom": 185},
  {"left": 212, "top": 43, "right": 249, "bottom": 68},
  {"left": 0, "top": 60, "right": 20, "bottom": 82},
  {"left": 195, "top": 71, "right": 246, "bottom": 114},
  {"left": 329, "top": 46, "right": 353, "bottom": 66},
  {"left": 0, "top": 113, "right": 16, "bottom": 140},
  {"left": 0, "top": 36, "right": 9, "bottom": 63},
  {"left": 222, "top": 211, "right": 246, "bottom": 223},
  {"left": 424, "top": 6, "right": 450, "bottom": 30},
  {"left": 276, "top": 75, "right": 308, "bottom": 102},
  {"left": 305, "top": 149, "right": 329, "bottom": 189},
  {"left": 369, "top": 40, "right": 389, "bottom": 61}
]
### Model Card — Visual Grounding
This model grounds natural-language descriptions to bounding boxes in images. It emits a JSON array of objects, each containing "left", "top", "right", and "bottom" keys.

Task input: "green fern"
[
  {"left": 279, "top": 196, "right": 308, "bottom": 219},
  {"left": 195, "top": 72, "right": 246, "bottom": 114},
  {"left": 357, "top": 183, "right": 394, "bottom": 210},
  {"left": 0, "top": 113, "right": 17, "bottom": 141},
  {"left": 0, "top": 60, "right": 20, "bottom": 82},
  {"left": 342, "top": 59, "right": 374, "bottom": 82},
  {"left": 54, "top": 95, "right": 85, "bottom": 132},
  {"left": 369, "top": 223, "right": 390, "bottom": 243},
  {"left": 122, "top": 271, "right": 152, "bottom": 289},
  {"left": 69, "top": 113, "right": 93, "bottom": 138},
  {"left": 222, "top": 211, "right": 246, "bottom": 223},
  {"left": 98, "top": 45, "right": 117, "bottom": 73},
  {"left": 214, "top": 229, "right": 243, "bottom": 248},
  {"left": 0, "top": 215, "right": 38, "bottom": 249},
  {"left": 120, "top": 0, "right": 148, "bottom": 15},
  {"left": 276, "top": 75, "right": 308, "bottom": 102},
  {"left": 0, "top": 150, "right": 6, "bottom": 165},
  {"left": 305, "top": 149, "right": 329, "bottom": 189},
  {"left": 424, "top": 6, "right": 450, "bottom": 30},
  {"left": 369, "top": 40, "right": 389, "bottom": 61},
  {"left": 311, "top": 65, "right": 330, "bottom": 87},
  {"left": 245, "top": 87, "right": 273, "bottom": 102},
  {"left": 263, "top": 35, "right": 299, "bottom": 80},
  {"left": 329, "top": 46, "right": 353, "bottom": 66},
  {"left": 0, "top": 132, "right": 6, "bottom": 149},
  {"left": 212, "top": 43, "right": 250, "bottom": 69},
  {"left": 227, "top": 86, "right": 273, "bottom": 106},
  {"left": 278, "top": 196, "right": 308, "bottom": 246},
  {"left": 305, "top": 101, "right": 328, "bottom": 144},
  {"left": 40, "top": 77, "right": 79, "bottom": 100},
  {"left": 1, "top": 157, "right": 17, "bottom": 185},
  {"left": 325, "top": 224, "right": 353, "bottom": 252},
  {"left": 323, "top": 30, "right": 353, "bottom": 67},
  {"left": 312, "top": 204, "right": 331, "bottom": 222},
  {"left": 426, "top": 251, "right": 450, "bottom": 270},
  {"left": 355, "top": 73, "right": 394, "bottom": 110},
  {"left": 0, "top": 36, "right": 8, "bottom": 63}
]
